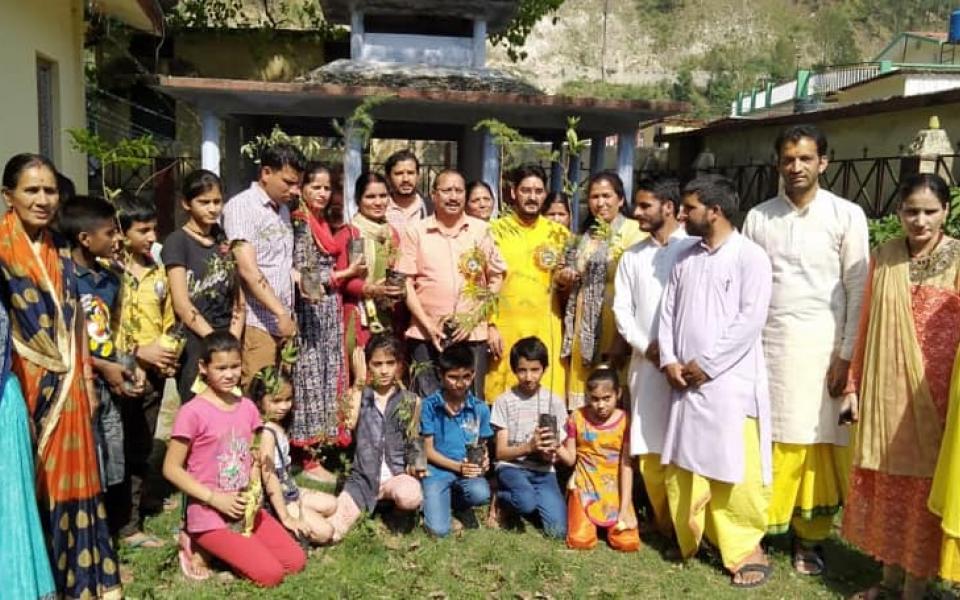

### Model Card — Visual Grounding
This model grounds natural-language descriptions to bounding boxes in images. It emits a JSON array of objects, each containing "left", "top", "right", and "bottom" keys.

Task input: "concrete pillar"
[
  {"left": 550, "top": 140, "right": 564, "bottom": 193},
  {"left": 222, "top": 117, "right": 242, "bottom": 198},
  {"left": 568, "top": 151, "right": 582, "bottom": 232},
  {"left": 617, "top": 130, "right": 636, "bottom": 207},
  {"left": 344, "top": 127, "right": 363, "bottom": 220},
  {"left": 589, "top": 136, "right": 605, "bottom": 175},
  {"left": 350, "top": 10, "right": 364, "bottom": 60},
  {"left": 200, "top": 109, "right": 221, "bottom": 175},
  {"left": 472, "top": 20, "right": 487, "bottom": 68},
  {"left": 481, "top": 129, "right": 501, "bottom": 216}
]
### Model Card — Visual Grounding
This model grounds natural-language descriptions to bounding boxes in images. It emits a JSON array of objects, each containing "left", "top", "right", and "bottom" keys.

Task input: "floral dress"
[
  {"left": 568, "top": 407, "right": 630, "bottom": 526},
  {"left": 290, "top": 215, "right": 347, "bottom": 447}
]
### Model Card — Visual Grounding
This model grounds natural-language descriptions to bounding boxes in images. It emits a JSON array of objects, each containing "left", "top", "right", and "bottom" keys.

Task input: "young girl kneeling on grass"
[
  {"left": 250, "top": 366, "right": 338, "bottom": 545},
  {"left": 329, "top": 334, "right": 424, "bottom": 541},
  {"left": 556, "top": 366, "right": 640, "bottom": 552},
  {"left": 163, "top": 332, "right": 306, "bottom": 586}
]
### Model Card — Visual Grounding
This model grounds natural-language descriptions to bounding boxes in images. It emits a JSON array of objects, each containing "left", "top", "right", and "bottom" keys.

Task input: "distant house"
[
  {"left": 659, "top": 25, "right": 960, "bottom": 216},
  {"left": 0, "top": 0, "right": 162, "bottom": 190}
]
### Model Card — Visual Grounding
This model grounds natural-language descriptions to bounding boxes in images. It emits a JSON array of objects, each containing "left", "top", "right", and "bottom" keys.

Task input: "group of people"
[{"left": 3, "top": 121, "right": 960, "bottom": 598}]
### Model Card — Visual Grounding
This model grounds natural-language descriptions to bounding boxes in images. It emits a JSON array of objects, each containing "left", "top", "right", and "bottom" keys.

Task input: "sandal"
[
  {"left": 848, "top": 584, "right": 896, "bottom": 600},
  {"left": 793, "top": 543, "right": 825, "bottom": 576},
  {"left": 122, "top": 531, "right": 166, "bottom": 549},
  {"left": 731, "top": 562, "right": 773, "bottom": 588},
  {"left": 178, "top": 532, "right": 211, "bottom": 582}
]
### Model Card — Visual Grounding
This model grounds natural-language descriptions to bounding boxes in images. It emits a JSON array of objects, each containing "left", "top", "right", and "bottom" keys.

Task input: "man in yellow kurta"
[{"left": 485, "top": 165, "right": 569, "bottom": 402}]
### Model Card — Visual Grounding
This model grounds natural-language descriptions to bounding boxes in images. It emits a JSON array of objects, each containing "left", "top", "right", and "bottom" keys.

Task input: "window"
[{"left": 36, "top": 57, "right": 56, "bottom": 159}]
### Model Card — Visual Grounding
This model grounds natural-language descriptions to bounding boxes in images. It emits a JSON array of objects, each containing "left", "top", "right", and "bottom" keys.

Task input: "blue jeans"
[
  {"left": 422, "top": 467, "right": 491, "bottom": 537},
  {"left": 496, "top": 466, "right": 567, "bottom": 539}
]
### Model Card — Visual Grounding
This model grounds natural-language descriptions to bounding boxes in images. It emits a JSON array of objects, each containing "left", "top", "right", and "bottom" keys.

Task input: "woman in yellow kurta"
[
  {"left": 558, "top": 172, "right": 645, "bottom": 409},
  {"left": 844, "top": 174, "right": 960, "bottom": 599},
  {"left": 486, "top": 166, "right": 569, "bottom": 402}
]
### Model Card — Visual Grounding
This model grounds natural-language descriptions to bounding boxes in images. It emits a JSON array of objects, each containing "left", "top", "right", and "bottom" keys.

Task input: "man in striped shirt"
[{"left": 224, "top": 143, "right": 303, "bottom": 387}]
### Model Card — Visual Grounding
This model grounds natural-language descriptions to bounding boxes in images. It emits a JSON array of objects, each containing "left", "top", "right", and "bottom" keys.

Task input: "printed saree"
[
  {"left": 0, "top": 211, "right": 120, "bottom": 599},
  {"left": 0, "top": 302, "right": 56, "bottom": 599}
]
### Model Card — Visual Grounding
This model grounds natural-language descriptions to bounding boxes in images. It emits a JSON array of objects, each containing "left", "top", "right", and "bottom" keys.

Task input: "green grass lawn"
[
  {"left": 136, "top": 395, "right": 941, "bottom": 599},
  {"left": 120, "top": 490, "right": 893, "bottom": 600}
]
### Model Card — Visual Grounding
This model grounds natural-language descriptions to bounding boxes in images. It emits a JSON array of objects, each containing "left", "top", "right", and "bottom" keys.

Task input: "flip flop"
[
  {"left": 731, "top": 563, "right": 773, "bottom": 589},
  {"left": 793, "top": 543, "right": 825, "bottom": 576},
  {"left": 178, "top": 532, "right": 211, "bottom": 582},
  {"left": 122, "top": 532, "right": 166, "bottom": 549}
]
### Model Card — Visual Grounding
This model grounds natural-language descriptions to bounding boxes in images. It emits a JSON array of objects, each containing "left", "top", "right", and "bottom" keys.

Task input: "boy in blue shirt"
[
  {"left": 60, "top": 197, "right": 156, "bottom": 547},
  {"left": 420, "top": 343, "right": 493, "bottom": 537}
]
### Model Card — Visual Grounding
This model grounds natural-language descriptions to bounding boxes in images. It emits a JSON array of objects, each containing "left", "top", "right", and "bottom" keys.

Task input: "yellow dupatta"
[
  {"left": 930, "top": 349, "right": 960, "bottom": 578},
  {"left": 856, "top": 239, "right": 943, "bottom": 477}
]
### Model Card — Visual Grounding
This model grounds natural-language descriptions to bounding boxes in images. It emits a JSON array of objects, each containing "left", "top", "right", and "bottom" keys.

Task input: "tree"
[{"left": 490, "top": 0, "right": 567, "bottom": 62}]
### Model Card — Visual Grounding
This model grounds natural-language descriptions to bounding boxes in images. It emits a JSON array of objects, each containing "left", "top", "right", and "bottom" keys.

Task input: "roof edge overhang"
[
  {"left": 155, "top": 76, "right": 689, "bottom": 134},
  {"left": 91, "top": 0, "right": 164, "bottom": 35}
]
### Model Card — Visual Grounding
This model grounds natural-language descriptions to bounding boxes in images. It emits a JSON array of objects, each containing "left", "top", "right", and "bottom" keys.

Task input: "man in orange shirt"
[{"left": 398, "top": 169, "right": 506, "bottom": 401}]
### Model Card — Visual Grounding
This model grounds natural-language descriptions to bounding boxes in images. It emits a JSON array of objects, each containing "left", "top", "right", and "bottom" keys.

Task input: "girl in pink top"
[{"left": 162, "top": 331, "right": 306, "bottom": 586}]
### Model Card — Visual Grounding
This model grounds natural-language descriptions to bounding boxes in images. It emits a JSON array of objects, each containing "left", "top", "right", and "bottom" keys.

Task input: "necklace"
[{"left": 184, "top": 223, "right": 214, "bottom": 243}]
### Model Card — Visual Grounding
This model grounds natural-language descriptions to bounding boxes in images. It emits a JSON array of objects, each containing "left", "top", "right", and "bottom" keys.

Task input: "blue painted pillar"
[
  {"left": 344, "top": 127, "right": 363, "bottom": 220},
  {"left": 568, "top": 151, "right": 582, "bottom": 233},
  {"left": 200, "top": 108, "right": 221, "bottom": 175},
  {"left": 481, "top": 129, "right": 501, "bottom": 216},
  {"left": 589, "top": 136, "right": 605, "bottom": 175},
  {"left": 350, "top": 10, "right": 364, "bottom": 59},
  {"left": 617, "top": 129, "right": 636, "bottom": 208},
  {"left": 550, "top": 140, "right": 564, "bottom": 193},
  {"left": 472, "top": 20, "right": 487, "bottom": 68}
]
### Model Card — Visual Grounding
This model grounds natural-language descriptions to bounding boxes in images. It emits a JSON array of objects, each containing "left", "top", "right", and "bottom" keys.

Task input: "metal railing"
[{"left": 653, "top": 154, "right": 960, "bottom": 219}]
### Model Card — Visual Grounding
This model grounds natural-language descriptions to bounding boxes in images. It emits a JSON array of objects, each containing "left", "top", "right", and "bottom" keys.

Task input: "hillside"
[{"left": 487, "top": 0, "right": 956, "bottom": 115}]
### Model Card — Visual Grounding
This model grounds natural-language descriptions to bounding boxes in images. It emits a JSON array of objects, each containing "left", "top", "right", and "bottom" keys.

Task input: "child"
[
  {"left": 329, "top": 335, "right": 424, "bottom": 541},
  {"left": 162, "top": 169, "right": 244, "bottom": 403},
  {"left": 491, "top": 336, "right": 568, "bottom": 538},
  {"left": 556, "top": 366, "right": 640, "bottom": 551},
  {"left": 420, "top": 343, "right": 492, "bottom": 537},
  {"left": 163, "top": 332, "right": 306, "bottom": 586},
  {"left": 249, "top": 365, "right": 338, "bottom": 545},
  {"left": 114, "top": 195, "right": 178, "bottom": 528},
  {"left": 60, "top": 197, "right": 158, "bottom": 546}
]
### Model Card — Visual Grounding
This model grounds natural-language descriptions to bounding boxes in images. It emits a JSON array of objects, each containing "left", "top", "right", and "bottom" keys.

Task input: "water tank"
[{"left": 949, "top": 10, "right": 960, "bottom": 44}]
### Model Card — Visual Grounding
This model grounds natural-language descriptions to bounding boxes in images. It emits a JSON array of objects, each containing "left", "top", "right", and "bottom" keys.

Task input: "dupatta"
[
  {"left": 855, "top": 239, "right": 943, "bottom": 477},
  {"left": 0, "top": 211, "right": 78, "bottom": 456}
]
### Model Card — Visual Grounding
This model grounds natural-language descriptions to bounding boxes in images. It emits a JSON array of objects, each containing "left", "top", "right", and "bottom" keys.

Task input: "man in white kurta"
[
  {"left": 742, "top": 125, "right": 869, "bottom": 574},
  {"left": 613, "top": 178, "right": 696, "bottom": 534}
]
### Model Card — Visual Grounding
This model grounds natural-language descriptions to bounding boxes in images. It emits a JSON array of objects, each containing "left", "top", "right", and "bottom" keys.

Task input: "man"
[
  {"left": 659, "top": 175, "right": 774, "bottom": 588},
  {"left": 612, "top": 177, "right": 695, "bottom": 536},
  {"left": 742, "top": 124, "right": 869, "bottom": 575},
  {"left": 223, "top": 143, "right": 302, "bottom": 387},
  {"left": 399, "top": 169, "right": 505, "bottom": 400},
  {"left": 485, "top": 164, "right": 570, "bottom": 402},
  {"left": 385, "top": 149, "right": 433, "bottom": 231}
]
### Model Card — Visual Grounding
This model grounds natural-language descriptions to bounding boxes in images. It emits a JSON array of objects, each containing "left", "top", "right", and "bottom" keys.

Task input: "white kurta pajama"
[
  {"left": 742, "top": 187, "right": 870, "bottom": 540},
  {"left": 613, "top": 229, "right": 697, "bottom": 456},
  {"left": 613, "top": 229, "right": 697, "bottom": 534}
]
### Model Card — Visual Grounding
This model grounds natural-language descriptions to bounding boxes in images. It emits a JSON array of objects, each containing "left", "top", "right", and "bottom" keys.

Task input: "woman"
[
  {"left": 557, "top": 171, "right": 644, "bottom": 409},
  {"left": 338, "top": 173, "right": 404, "bottom": 360},
  {"left": 0, "top": 299, "right": 55, "bottom": 598},
  {"left": 465, "top": 180, "right": 495, "bottom": 221},
  {"left": 542, "top": 191, "right": 572, "bottom": 230},
  {"left": 843, "top": 173, "right": 960, "bottom": 599},
  {"left": 163, "top": 169, "right": 244, "bottom": 403},
  {"left": 0, "top": 154, "right": 121, "bottom": 598},
  {"left": 291, "top": 163, "right": 363, "bottom": 480}
]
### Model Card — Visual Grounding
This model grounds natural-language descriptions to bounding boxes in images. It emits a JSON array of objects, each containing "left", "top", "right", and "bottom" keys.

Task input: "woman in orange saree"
[
  {"left": 0, "top": 154, "right": 121, "bottom": 599},
  {"left": 843, "top": 173, "right": 960, "bottom": 600}
]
